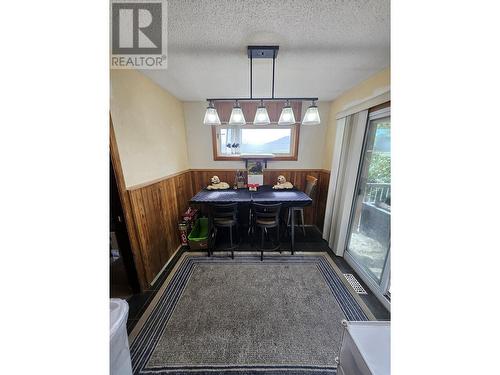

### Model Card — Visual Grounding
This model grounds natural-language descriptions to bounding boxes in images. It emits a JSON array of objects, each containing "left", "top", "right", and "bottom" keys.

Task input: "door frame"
[
  {"left": 110, "top": 116, "right": 149, "bottom": 291},
  {"left": 110, "top": 158, "right": 141, "bottom": 294},
  {"left": 344, "top": 106, "right": 391, "bottom": 310},
  {"left": 331, "top": 111, "right": 369, "bottom": 257}
]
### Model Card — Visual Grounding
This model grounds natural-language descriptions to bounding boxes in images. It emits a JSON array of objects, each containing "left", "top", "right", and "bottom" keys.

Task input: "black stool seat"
[
  {"left": 250, "top": 203, "right": 282, "bottom": 261},
  {"left": 214, "top": 218, "right": 236, "bottom": 225},
  {"left": 209, "top": 203, "right": 239, "bottom": 258},
  {"left": 256, "top": 218, "right": 277, "bottom": 225}
]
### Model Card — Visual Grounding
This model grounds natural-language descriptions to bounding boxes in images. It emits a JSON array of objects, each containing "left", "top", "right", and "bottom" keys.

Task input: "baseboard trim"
[{"left": 150, "top": 245, "right": 182, "bottom": 286}]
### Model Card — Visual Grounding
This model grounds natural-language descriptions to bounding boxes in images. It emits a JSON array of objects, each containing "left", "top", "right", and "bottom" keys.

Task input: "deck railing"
[{"left": 363, "top": 183, "right": 391, "bottom": 204}]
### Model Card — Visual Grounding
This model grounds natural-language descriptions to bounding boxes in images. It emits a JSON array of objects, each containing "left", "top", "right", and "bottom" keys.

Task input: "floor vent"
[{"left": 343, "top": 274, "right": 368, "bottom": 294}]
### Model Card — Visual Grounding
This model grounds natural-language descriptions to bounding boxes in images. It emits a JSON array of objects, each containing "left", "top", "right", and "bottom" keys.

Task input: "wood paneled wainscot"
[
  {"left": 117, "top": 167, "right": 330, "bottom": 290},
  {"left": 127, "top": 171, "right": 193, "bottom": 285},
  {"left": 190, "top": 169, "right": 330, "bottom": 229}
]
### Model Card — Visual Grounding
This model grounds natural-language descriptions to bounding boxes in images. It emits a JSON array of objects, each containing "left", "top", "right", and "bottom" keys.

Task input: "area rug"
[{"left": 129, "top": 253, "right": 372, "bottom": 375}]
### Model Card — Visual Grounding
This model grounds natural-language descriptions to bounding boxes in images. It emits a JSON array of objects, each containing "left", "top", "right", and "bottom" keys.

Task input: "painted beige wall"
[
  {"left": 183, "top": 101, "right": 331, "bottom": 170},
  {"left": 110, "top": 68, "right": 388, "bottom": 185},
  {"left": 110, "top": 70, "right": 189, "bottom": 188},
  {"left": 322, "top": 68, "right": 390, "bottom": 170}
]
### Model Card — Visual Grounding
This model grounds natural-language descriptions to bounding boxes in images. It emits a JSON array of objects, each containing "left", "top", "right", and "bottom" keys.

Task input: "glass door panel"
[{"left": 346, "top": 115, "right": 391, "bottom": 285}]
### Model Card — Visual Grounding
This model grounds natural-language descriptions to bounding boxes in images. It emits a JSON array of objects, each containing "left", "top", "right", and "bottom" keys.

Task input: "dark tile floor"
[
  {"left": 125, "top": 248, "right": 185, "bottom": 333},
  {"left": 126, "top": 226, "right": 390, "bottom": 333},
  {"left": 325, "top": 251, "right": 390, "bottom": 320},
  {"left": 110, "top": 257, "right": 134, "bottom": 300}
]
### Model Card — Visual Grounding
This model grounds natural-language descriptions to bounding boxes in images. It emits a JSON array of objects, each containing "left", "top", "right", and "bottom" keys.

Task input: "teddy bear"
[
  {"left": 272, "top": 175, "right": 294, "bottom": 189},
  {"left": 206, "top": 175, "right": 230, "bottom": 190}
]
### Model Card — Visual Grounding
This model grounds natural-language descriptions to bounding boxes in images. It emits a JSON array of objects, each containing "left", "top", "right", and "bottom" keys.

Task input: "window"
[{"left": 212, "top": 124, "right": 299, "bottom": 161}]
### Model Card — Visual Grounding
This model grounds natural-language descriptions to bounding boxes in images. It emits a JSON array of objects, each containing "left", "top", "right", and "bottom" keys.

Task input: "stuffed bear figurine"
[
  {"left": 272, "top": 175, "right": 294, "bottom": 189},
  {"left": 206, "top": 175, "right": 230, "bottom": 190}
]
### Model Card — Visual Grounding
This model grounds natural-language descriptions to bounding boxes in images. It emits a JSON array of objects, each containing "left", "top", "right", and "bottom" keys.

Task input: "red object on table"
[{"left": 248, "top": 183, "right": 259, "bottom": 191}]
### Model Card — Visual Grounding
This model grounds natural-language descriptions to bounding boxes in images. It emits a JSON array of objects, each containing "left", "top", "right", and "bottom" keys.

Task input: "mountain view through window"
[{"left": 240, "top": 129, "right": 291, "bottom": 154}]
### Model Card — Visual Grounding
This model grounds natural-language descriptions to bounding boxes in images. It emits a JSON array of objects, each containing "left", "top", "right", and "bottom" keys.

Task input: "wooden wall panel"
[
  {"left": 262, "top": 169, "right": 317, "bottom": 225},
  {"left": 190, "top": 169, "right": 242, "bottom": 194},
  {"left": 315, "top": 170, "right": 331, "bottom": 230},
  {"left": 121, "top": 167, "right": 330, "bottom": 286},
  {"left": 128, "top": 171, "right": 193, "bottom": 284}
]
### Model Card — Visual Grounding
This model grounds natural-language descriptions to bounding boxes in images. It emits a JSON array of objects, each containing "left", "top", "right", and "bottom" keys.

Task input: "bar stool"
[
  {"left": 208, "top": 203, "right": 238, "bottom": 258},
  {"left": 250, "top": 203, "right": 281, "bottom": 261},
  {"left": 287, "top": 175, "right": 318, "bottom": 236}
]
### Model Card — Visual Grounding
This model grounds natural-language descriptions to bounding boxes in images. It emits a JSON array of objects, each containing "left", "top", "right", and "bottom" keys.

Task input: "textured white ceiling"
[{"left": 141, "top": 0, "right": 390, "bottom": 101}]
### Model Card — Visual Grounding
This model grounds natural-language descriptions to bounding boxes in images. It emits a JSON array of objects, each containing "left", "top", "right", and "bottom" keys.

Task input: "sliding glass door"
[{"left": 345, "top": 108, "right": 390, "bottom": 304}]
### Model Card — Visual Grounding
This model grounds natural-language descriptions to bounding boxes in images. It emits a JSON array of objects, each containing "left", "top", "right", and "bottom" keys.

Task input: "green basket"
[{"left": 187, "top": 217, "right": 209, "bottom": 250}]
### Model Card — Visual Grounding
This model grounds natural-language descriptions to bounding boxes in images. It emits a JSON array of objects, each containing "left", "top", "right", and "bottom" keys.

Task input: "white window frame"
[{"left": 212, "top": 124, "right": 299, "bottom": 160}]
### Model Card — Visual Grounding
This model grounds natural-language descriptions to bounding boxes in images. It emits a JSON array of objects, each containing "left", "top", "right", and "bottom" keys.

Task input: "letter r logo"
[{"left": 112, "top": 2, "right": 162, "bottom": 54}]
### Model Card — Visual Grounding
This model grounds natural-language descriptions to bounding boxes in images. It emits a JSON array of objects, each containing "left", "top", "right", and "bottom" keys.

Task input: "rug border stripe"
[{"left": 129, "top": 252, "right": 372, "bottom": 375}]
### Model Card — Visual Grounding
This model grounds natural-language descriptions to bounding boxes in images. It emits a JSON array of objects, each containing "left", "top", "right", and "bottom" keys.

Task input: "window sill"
[{"left": 213, "top": 155, "right": 298, "bottom": 161}]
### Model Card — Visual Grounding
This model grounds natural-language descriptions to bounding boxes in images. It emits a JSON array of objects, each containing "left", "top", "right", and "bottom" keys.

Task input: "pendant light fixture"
[
  {"left": 228, "top": 100, "right": 246, "bottom": 125},
  {"left": 278, "top": 100, "right": 296, "bottom": 125},
  {"left": 203, "top": 100, "right": 221, "bottom": 125},
  {"left": 204, "top": 46, "right": 319, "bottom": 125},
  {"left": 301, "top": 100, "right": 321, "bottom": 125},
  {"left": 253, "top": 100, "right": 270, "bottom": 125}
]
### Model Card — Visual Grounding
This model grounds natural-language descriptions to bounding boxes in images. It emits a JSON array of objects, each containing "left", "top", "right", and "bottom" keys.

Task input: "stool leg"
[
  {"left": 232, "top": 226, "right": 235, "bottom": 259},
  {"left": 261, "top": 228, "right": 264, "bottom": 261},
  {"left": 277, "top": 223, "right": 281, "bottom": 253},
  {"left": 209, "top": 227, "right": 215, "bottom": 257},
  {"left": 300, "top": 209, "right": 306, "bottom": 236},
  {"left": 261, "top": 227, "right": 265, "bottom": 249},
  {"left": 250, "top": 225, "right": 254, "bottom": 247},
  {"left": 229, "top": 226, "right": 234, "bottom": 259}
]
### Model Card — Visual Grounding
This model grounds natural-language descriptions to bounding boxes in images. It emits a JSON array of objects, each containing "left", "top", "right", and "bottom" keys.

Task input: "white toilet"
[{"left": 110, "top": 299, "right": 133, "bottom": 375}]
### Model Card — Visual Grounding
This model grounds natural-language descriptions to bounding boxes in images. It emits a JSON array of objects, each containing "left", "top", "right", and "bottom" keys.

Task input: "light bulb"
[
  {"left": 278, "top": 101, "right": 296, "bottom": 125},
  {"left": 253, "top": 101, "right": 270, "bottom": 125},
  {"left": 229, "top": 101, "right": 246, "bottom": 125},
  {"left": 203, "top": 102, "right": 221, "bottom": 125},
  {"left": 301, "top": 101, "right": 320, "bottom": 125}
]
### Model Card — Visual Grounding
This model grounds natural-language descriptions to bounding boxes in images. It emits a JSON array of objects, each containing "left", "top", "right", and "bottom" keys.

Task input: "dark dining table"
[{"left": 190, "top": 185, "right": 312, "bottom": 254}]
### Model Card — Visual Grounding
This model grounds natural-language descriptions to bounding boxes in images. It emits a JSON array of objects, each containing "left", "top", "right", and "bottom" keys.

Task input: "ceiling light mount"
[
  {"left": 247, "top": 45, "right": 279, "bottom": 59},
  {"left": 248, "top": 45, "right": 279, "bottom": 100},
  {"left": 204, "top": 45, "right": 319, "bottom": 125}
]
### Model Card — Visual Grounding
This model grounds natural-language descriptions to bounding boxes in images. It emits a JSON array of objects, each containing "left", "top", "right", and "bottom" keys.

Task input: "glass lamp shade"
[
  {"left": 253, "top": 105, "right": 270, "bottom": 125},
  {"left": 229, "top": 105, "right": 246, "bottom": 125},
  {"left": 302, "top": 105, "right": 321, "bottom": 125},
  {"left": 278, "top": 105, "right": 296, "bottom": 125},
  {"left": 203, "top": 106, "right": 221, "bottom": 125}
]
